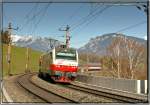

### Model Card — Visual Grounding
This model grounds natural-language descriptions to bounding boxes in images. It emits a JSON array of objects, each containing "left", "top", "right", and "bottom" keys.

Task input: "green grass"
[{"left": 2, "top": 44, "right": 43, "bottom": 76}]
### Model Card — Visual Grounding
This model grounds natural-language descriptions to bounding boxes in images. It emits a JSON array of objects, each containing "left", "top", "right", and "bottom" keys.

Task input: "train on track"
[{"left": 38, "top": 45, "right": 78, "bottom": 83}]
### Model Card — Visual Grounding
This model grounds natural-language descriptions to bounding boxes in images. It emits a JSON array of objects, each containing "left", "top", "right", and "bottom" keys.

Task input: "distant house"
[{"left": 79, "top": 63, "right": 101, "bottom": 72}]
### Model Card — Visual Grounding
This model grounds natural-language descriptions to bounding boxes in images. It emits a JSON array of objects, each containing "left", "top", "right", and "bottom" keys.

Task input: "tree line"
[
  {"left": 106, "top": 35, "right": 147, "bottom": 79},
  {"left": 1, "top": 30, "right": 11, "bottom": 44},
  {"left": 79, "top": 35, "right": 147, "bottom": 80}
]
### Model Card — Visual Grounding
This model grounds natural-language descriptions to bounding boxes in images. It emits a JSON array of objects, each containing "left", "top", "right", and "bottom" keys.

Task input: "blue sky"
[{"left": 3, "top": 2, "right": 147, "bottom": 48}]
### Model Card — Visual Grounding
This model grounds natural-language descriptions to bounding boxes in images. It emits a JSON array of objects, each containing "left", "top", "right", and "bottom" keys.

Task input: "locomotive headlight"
[
  {"left": 55, "top": 71, "right": 62, "bottom": 76},
  {"left": 72, "top": 72, "right": 77, "bottom": 77}
]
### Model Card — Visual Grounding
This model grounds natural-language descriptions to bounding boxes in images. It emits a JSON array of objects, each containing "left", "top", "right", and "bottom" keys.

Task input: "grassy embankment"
[{"left": 2, "top": 44, "right": 43, "bottom": 76}]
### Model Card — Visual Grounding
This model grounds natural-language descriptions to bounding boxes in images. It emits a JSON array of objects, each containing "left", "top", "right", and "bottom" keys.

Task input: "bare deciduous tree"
[
  {"left": 107, "top": 35, "right": 146, "bottom": 79},
  {"left": 123, "top": 37, "right": 145, "bottom": 79},
  {"left": 107, "top": 35, "right": 124, "bottom": 78}
]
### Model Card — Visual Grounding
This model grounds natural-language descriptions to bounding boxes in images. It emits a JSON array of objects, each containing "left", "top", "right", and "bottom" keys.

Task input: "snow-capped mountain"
[
  {"left": 11, "top": 35, "right": 33, "bottom": 43},
  {"left": 11, "top": 35, "right": 62, "bottom": 52},
  {"left": 11, "top": 33, "right": 146, "bottom": 54},
  {"left": 78, "top": 33, "right": 147, "bottom": 55}
]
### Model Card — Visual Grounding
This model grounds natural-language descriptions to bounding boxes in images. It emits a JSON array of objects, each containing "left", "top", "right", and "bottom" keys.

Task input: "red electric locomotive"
[{"left": 38, "top": 46, "right": 78, "bottom": 83}]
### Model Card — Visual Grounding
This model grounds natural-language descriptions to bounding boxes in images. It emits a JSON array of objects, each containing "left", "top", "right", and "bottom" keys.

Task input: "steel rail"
[
  {"left": 17, "top": 73, "right": 77, "bottom": 103},
  {"left": 65, "top": 83, "right": 147, "bottom": 103}
]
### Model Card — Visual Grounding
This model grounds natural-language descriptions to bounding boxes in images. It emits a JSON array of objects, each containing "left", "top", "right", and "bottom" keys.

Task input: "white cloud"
[{"left": 144, "top": 35, "right": 147, "bottom": 40}]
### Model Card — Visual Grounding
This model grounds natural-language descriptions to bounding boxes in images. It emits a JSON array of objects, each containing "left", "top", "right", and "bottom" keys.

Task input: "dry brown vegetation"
[
  {"left": 79, "top": 35, "right": 147, "bottom": 80},
  {"left": 106, "top": 35, "right": 147, "bottom": 80}
]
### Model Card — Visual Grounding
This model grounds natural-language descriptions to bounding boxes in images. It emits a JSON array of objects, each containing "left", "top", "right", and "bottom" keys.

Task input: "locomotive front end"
[{"left": 51, "top": 48, "right": 78, "bottom": 82}]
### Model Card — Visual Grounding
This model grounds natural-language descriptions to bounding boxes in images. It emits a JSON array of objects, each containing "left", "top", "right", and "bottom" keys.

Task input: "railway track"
[
  {"left": 17, "top": 73, "right": 147, "bottom": 103},
  {"left": 61, "top": 82, "right": 147, "bottom": 103},
  {"left": 17, "top": 73, "right": 77, "bottom": 103}
]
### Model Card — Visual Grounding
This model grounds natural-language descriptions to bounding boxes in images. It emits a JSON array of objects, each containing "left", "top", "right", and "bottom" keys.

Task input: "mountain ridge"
[
  {"left": 11, "top": 34, "right": 62, "bottom": 52},
  {"left": 11, "top": 33, "right": 147, "bottom": 54},
  {"left": 78, "top": 33, "right": 147, "bottom": 55}
]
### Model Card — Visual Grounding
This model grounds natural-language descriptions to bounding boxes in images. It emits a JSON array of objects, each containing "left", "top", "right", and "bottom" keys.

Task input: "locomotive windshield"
[{"left": 55, "top": 48, "right": 77, "bottom": 60}]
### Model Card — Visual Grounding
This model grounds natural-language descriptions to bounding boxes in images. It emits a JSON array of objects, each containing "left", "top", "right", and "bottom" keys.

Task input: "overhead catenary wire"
[
  {"left": 61, "top": 3, "right": 100, "bottom": 27},
  {"left": 20, "top": 2, "right": 52, "bottom": 36},
  {"left": 60, "top": 4, "right": 83, "bottom": 27},
  {"left": 26, "top": 3, "right": 39, "bottom": 36},
  {"left": 35, "top": 3, "right": 52, "bottom": 26},
  {"left": 59, "top": 3, "right": 101, "bottom": 42},
  {"left": 70, "top": 3, "right": 102, "bottom": 29},
  {"left": 28, "top": 3, "right": 50, "bottom": 22},
  {"left": 3, "top": 12, "right": 14, "bottom": 27},
  {"left": 70, "top": 3, "right": 146, "bottom": 38},
  {"left": 25, "top": 3, "right": 39, "bottom": 20},
  {"left": 70, "top": 20, "right": 146, "bottom": 48},
  {"left": 89, "top": 3, "right": 102, "bottom": 14},
  {"left": 31, "top": 2, "right": 52, "bottom": 35},
  {"left": 70, "top": 9, "right": 146, "bottom": 47},
  {"left": 16, "top": 2, "right": 146, "bottom": 47},
  {"left": 60, "top": 3, "right": 101, "bottom": 30},
  {"left": 69, "top": 2, "right": 147, "bottom": 32},
  {"left": 71, "top": 5, "right": 111, "bottom": 31},
  {"left": 3, "top": 12, "right": 10, "bottom": 24},
  {"left": 19, "top": 3, "right": 39, "bottom": 31},
  {"left": 116, "top": 20, "right": 146, "bottom": 33},
  {"left": 70, "top": 5, "right": 112, "bottom": 36},
  {"left": 58, "top": 4, "right": 109, "bottom": 44},
  {"left": 84, "top": 6, "right": 112, "bottom": 27}
]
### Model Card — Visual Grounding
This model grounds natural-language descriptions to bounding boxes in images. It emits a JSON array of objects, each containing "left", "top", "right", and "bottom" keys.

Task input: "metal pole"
[
  {"left": 7, "top": 42, "right": 12, "bottom": 76},
  {"left": 86, "top": 52, "right": 89, "bottom": 72},
  {"left": 6, "top": 22, "right": 18, "bottom": 76},
  {"left": 7, "top": 23, "right": 12, "bottom": 76},
  {"left": 25, "top": 47, "right": 30, "bottom": 73},
  {"left": 66, "top": 25, "right": 70, "bottom": 48},
  {"left": 59, "top": 25, "right": 71, "bottom": 48}
]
